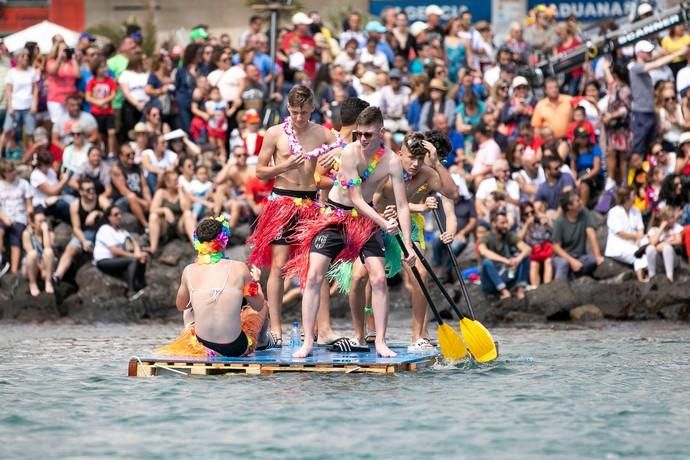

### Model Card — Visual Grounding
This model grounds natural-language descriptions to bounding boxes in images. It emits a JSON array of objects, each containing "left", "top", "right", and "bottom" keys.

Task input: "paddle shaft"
[
  {"left": 431, "top": 208, "right": 477, "bottom": 320},
  {"left": 394, "top": 234, "right": 445, "bottom": 327},
  {"left": 407, "top": 239, "right": 465, "bottom": 320}
]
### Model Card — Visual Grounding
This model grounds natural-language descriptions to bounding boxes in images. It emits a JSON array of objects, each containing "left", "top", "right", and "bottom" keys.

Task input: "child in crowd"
[
  {"left": 188, "top": 165, "right": 214, "bottom": 219},
  {"left": 566, "top": 106, "right": 595, "bottom": 144},
  {"left": 22, "top": 212, "right": 55, "bottom": 296},
  {"left": 240, "top": 109, "right": 264, "bottom": 161},
  {"left": 85, "top": 58, "right": 117, "bottom": 155},
  {"left": 205, "top": 86, "right": 228, "bottom": 162}
]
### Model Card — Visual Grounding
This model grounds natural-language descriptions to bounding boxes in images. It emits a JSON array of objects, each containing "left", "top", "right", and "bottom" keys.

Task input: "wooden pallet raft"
[{"left": 128, "top": 346, "right": 439, "bottom": 377}]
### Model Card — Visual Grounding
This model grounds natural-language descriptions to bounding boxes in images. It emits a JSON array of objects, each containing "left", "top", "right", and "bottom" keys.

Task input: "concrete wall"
[{"left": 85, "top": 0, "right": 369, "bottom": 46}]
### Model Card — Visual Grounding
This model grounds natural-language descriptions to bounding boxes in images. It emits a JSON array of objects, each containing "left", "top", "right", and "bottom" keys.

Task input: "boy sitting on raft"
[{"left": 156, "top": 216, "right": 271, "bottom": 357}]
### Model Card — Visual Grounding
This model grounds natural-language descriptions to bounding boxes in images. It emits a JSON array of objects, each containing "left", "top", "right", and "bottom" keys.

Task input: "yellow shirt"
[
  {"left": 661, "top": 35, "right": 690, "bottom": 63},
  {"left": 531, "top": 95, "right": 573, "bottom": 139}
]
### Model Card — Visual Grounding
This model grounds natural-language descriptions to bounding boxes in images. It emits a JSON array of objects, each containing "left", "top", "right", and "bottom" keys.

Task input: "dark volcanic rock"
[{"left": 525, "top": 279, "right": 577, "bottom": 319}]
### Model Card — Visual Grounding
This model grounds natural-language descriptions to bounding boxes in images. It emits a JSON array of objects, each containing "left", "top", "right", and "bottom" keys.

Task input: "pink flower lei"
[{"left": 283, "top": 117, "right": 344, "bottom": 159}]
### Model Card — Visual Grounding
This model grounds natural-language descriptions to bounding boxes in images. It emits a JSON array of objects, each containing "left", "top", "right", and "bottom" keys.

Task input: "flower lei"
[
  {"left": 268, "top": 192, "right": 315, "bottom": 208},
  {"left": 284, "top": 117, "right": 344, "bottom": 159},
  {"left": 193, "top": 216, "right": 230, "bottom": 264},
  {"left": 322, "top": 206, "right": 359, "bottom": 218},
  {"left": 333, "top": 145, "right": 384, "bottom": 189}
]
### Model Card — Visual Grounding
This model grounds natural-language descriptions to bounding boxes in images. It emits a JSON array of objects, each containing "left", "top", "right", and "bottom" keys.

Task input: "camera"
[{"left": 65, "top": 47, "right": 75, "bottom": 59}]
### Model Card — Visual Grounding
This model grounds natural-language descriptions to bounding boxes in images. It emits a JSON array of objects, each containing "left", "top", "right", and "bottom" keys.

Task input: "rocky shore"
[{"left": 1, "top": 212, "right": 689, "bottom": 324}]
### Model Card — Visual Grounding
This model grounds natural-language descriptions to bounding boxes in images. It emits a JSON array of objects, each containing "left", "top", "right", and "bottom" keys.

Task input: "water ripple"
[{"left": 1, "top": 322, "right": 689, "bottom": 459}]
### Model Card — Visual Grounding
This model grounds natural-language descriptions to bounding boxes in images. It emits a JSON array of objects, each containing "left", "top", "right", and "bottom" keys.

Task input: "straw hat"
[
  {"left": 429, "top": 78, "right": 448, "bottom": 92},
  {"left": 128, "top": 122, "right": 150, "bottom": 140},
  {"left": 360, "top": 71, "right": 379, "bottom": 89}
]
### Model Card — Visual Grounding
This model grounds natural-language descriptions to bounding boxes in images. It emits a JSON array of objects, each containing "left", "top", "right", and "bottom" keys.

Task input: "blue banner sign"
[{"left": 369, "top": 1, "right": 492, "bottom": 23}]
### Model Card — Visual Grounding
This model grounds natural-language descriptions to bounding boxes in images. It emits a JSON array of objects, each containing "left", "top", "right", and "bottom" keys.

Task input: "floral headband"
[{"left": 193, "top": 216, "right": 230, "bottom": 264}]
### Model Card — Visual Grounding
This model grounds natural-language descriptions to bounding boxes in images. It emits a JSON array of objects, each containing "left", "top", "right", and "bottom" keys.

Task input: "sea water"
[{"left": 1, "top": 319, "right": 689, "bottom": 459}]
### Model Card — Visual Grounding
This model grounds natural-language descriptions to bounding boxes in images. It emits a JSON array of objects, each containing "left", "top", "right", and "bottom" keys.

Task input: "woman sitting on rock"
[
  {"left": 21, "top": 212, "right": 55, "bottom": 297},
  {"left": 518, "top": 201, "right": 553, "bottom": 288},
  {"left": 604, "top": 186, "right": 648, "bottom": 281},
  {"left": 93, "top": 206, "right": 149, "bottom": 301},
  {"left": 645, "top": 206, "right": 683, "bottom": 282},
  {"left": 147, "top": 170, "right": 196, "bottom": 259}
]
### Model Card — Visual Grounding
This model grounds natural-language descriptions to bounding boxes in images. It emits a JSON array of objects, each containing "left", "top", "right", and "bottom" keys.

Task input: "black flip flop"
[{"left": 327, "top": 337, "right": 370, "bottom": 353}]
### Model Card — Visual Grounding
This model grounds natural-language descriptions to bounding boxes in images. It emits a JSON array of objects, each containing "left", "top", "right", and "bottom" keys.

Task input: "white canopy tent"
[{"left": 3, "top": 20, "right": 79, "bottom": 54}]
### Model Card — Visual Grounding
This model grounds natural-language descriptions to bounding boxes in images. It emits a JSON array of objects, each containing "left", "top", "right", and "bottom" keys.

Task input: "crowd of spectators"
[{"left": 1, "top": 3, "right": 690, "bottom": 302}]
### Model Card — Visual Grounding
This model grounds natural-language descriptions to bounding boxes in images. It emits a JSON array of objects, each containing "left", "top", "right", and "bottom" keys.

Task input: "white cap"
[
  {"left": 425, "top": 5, "right": 444, "bottom": 16},
  {"left": 634, "top": 40, "right": 655, "bottom": 54},
  {"left": 292, "top": 12, "right": 313, "bottom": 26},
  {"left": 637, "top": 3, "right": 653, "bottom": 16},
  {"left": 511, "top": 76, "right": 529, "bottom": 90},
  {"left": 410, "top": 21, "right": 428, "bottom": 37}
]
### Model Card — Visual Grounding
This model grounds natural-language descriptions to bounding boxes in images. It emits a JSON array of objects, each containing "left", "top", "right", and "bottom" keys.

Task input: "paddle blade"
[
  {"left": 460, "top": 318, "right": 498, "bottom": 363},
  {"left": 437, "top": 323, "right": 468, "bottom": 361}
]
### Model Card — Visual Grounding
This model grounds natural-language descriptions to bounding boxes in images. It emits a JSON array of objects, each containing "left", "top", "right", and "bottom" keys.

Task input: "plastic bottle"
[{"left": 289, "top": 321, "right": 302, "bottom": 351}]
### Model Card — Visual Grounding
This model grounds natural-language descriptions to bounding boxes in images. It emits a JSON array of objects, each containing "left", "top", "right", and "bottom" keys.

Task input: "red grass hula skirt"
[
  {"left": 283, "top": 202, "right": 377, "bottom": 289},
  {"left": 247, "top": 191, "right": 320, "bottom": 268}
]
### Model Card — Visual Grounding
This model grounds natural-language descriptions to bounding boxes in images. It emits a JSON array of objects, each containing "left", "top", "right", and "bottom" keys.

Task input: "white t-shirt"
[
  {"left": 359, "top": 49, "right": 389, "bottom": 71},
  {"left": 605, "top": 205, "right": 644, "bottom": 258},
  {"left": 676, "top": 66, "right": 690, "bottom": 95},
  {"left": 94, "top": 224, "right": 131, "bottom": 261},
  {"left": 0, "top": 178, "right": 32, "bottom": 224},
  {"left": 141, "top": 149, "right": 178, "bottom": 177},
  {"left": 190, "top": 178, "right": 212, "bottom": 197},
  {"left": 360, "top": 90, "right": 382, "bottom": 109},
  {"left": 471, "top": 139, "right": 502, "bottom": 176},
  {"left": 475, "top": 177, "right": 521, "bottom": 202},
  {"left": 5, "top": 67, "right": 37, "bottom": 110},
  {"left": 118, "top": 70, "right": 150, "bottom": 104},
  {"left": 476, "top": 177, "right": 520, "bottom": 224},
  {"left": 62, "top": 142, "right": 93, "bottom": 174},
  {"left": 208, "top": 66, "right": 246, "bottom": 103},
  {"left": 29, "top": 167, "right": 58, "bottom": 207}
]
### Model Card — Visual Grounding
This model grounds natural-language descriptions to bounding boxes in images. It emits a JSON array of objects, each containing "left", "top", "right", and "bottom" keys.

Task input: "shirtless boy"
[
  {"left": 213, "top": 145, "right": 255, "bottom": 229},
  {"left": 349, "top": 132, "right": 458, "bottom": 350},
  {"left": 248, "top": 85, "right": 340, "bottom": 346},
  {"left": 284, "top": 107, "right": 415, "bottom": 358},
  {"left": 157, "top": 217, "right": 269, "bottom": 357}
]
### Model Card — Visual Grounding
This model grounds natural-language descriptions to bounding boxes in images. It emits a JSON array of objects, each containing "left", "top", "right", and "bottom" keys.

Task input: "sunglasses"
[
  {"left": 82, "top": 187, "right": 96, "bottom": 193},
  {"left": 353, "top": 131, "right": 377, "bottom": 140},
  {"left": 111, "top": 212, "right": 121, "bottom": 217},
  {"left": 523, "top": 210, "right": 534, "bottom": 216},
  {"left": 664, "top": 97, "right": 676, "bottom": 102},
  {"left": 123, "top": 152, "right": 134, "bottom": 159}
]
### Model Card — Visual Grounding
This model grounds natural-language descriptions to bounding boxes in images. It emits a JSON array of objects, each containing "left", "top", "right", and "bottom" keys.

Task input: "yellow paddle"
[
  {"left": 395, "top": 234, "right": 467, "bottom": 361},
  {"left": 430, "top": 209, "right": 498, "bottom": 363}
]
